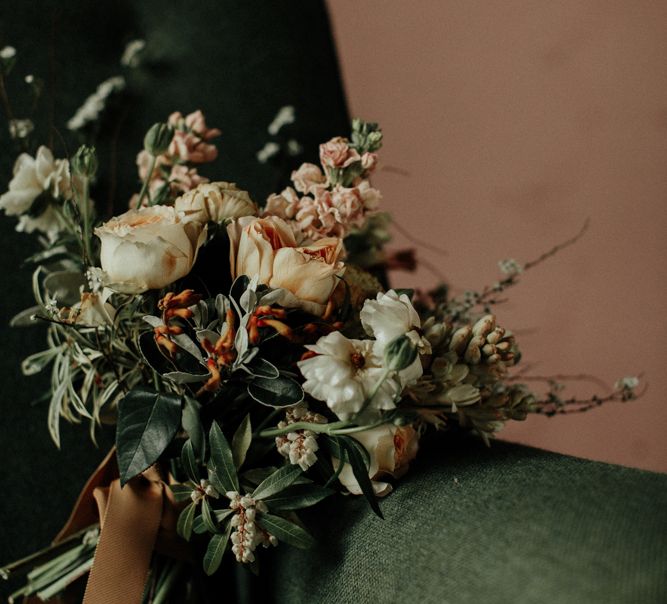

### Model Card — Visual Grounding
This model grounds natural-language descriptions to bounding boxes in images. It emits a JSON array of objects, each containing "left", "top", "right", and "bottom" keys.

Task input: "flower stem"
[{"left": 137, "top": 155, "right": 157, "bottom": 207}]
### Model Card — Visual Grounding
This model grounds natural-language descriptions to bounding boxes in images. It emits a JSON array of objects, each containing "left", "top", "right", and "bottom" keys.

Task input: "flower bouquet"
[{"left": 0, "top": 42, "right": 639, "bottom": 603}]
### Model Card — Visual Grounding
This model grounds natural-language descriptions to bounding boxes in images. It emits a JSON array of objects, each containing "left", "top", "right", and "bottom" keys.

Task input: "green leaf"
[
  {"left": 116, "top": 388, "right": 182, "bottom": 486},
  {"left": 201, "top": 498, "right": 218, "bottom": 533},
  {"left": 182, "top": 397, "right": 205, "bottom": 459},
  {"left": 264, "top": 484, "right": 334, "bottom": 511},
  {"left": 177, "top": 502, "right": 196, "bottom": 541},
  {"left": 181, "top": 439, "right": 200, "bottom": 483},
  {"left": 193, "top": 514, "right": 207, "bottom": 535},
  {"left": 245, "top": 358, "right": 279, "bottom": 379},
  {"left": 247, "top": 375, "right": 304, "bottom": 408},
  {"left": 257, "top": 513, "right": 315, "bottom": 549},
  {"left": 203, "top": 523, "right": 232, "bottom": 576},
  {"left": 252, "top": 465, "right": 303, "bottom": 500},
  {"left": 208, "top": 422, "right": 239, "bottom": 493},
  {"left": 169, "top": 483, "right": 194, "bottom": 503},
  {"left": 340, "top": 437, "right": 383, "bottom": 519},
  {"left": 231, "top": 414, "right": 252, "bottom": 469},
  {"left": 214, "top": 508, "right": 234, "bottom": 523}
]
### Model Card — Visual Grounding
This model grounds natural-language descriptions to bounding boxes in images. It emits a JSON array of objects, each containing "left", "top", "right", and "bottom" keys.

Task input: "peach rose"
[
  {"left": 175, "top": 182, "right": 257, "bottom": 224},
  {"left": 336, "top": 424, "right": 420, "bottom": 497},
  {"left": 95, "top": 206, "right": 206, "bottom": 293},
  {"left": 227, "top": 216, "right": 344, "bottom": 315},
  {"left": 319, "top": 136, "right": 360, "bottom": 169}
]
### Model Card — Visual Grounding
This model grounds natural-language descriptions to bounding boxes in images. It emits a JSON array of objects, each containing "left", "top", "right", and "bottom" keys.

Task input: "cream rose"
[
  {"left": 95, "top": 205, "right": 206, "bottom": 293},
  {"left": 336, "top": 424, "right": 420, "bottom": 497},
  {"left": 175, "top": 182, "right": 257, "bottom": 224},
  {"left": 227, "top": 216, "right": 344, "bottom": 315}
]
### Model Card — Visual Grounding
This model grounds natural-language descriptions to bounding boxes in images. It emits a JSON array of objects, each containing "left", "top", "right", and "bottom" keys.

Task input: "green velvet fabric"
[
  {"left": 1, "top": 3, "right": 665, "bottom": 603},
  {"left": 265, "top": 436, "right": 667, "bottom": 604}
]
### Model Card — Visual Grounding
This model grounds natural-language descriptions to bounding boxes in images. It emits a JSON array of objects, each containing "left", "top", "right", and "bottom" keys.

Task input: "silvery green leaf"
[
  {"left": 196, "top": 329, "right": 220, "bottom": 346},
  {"left": 24, "top": 244, "right": 69, "bottom": 265},
  {"left": 67, "top": 381, "right": 93, "bottom": 419},
  {"left": 240, "top": 285, "right": 257, "bottom": 313},
  {"left": 214, "top": 508, "right": 234, "bottom": 523},
  {"left": 256, "top": 513, "right": 315, "bottom": 549},
  {"left": 143, "top": 315, "right": 164, "bottom": 328},
  {"left": 234, "top": 326, "right": 249, "bottom": 359},
  {"left": 214, "top": 293, "right": 230, "bottom": 319},
  {"left": 170, "top": 483, "right": 194, "bottom": 503},
  {"left": 181, "top": 439, "right": 200, "bottom": 483},
  {"left": 43, "top": 271, "right": 86, "bottom": 306},
  {"left": 163, "top": 371, "right": 209, "bottom": 384},
  {"left": 21, "top": 347, "right": 62, "bottom": 376},
  {"left": 10, "top": 306, "right": 41, "bottom": 327},
  {"left": 173, "top": 333, "right": 205, "bottom": 362}
]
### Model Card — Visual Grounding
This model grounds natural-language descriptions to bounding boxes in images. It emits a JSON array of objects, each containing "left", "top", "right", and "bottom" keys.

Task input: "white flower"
[
  {"left": 257, "top": 141, "right": 280, "bottom": 163},
  {"left": 0, "top": 46, "right": 16, "bottom": 60},
  {"left": 120, "top": 39, "right": 145, "bottom": 67},
  {"left": 175, "top": 182, "right": 257, "bottom": 224},
  {"left": 95, "top": 205, "right": 206, "bottom": 293},
  {"left": 267, "top": 105, "right": 295, "bottom": 135},
  {"left": 0, "top": 146, "right": 70, "bottom": 216},
  {"left": 297, "top": 331, "right": 401, "bottom": 419},
  {"left": 8, "top": 119, "right": 34, "bottom": 140},
  {"left": 336, "top": 424, "right": 420, "bottom": 497},
  {"left": 360, "top": 290, "right": 430, "bottom": 385}
]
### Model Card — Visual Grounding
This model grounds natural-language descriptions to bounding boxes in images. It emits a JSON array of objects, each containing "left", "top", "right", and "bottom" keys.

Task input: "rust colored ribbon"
[{"left": 47, "top": 448, "right": 187, "bottom": 604}]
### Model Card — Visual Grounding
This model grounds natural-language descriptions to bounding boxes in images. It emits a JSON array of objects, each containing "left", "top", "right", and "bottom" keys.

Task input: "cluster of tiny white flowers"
[
  {"left": 190, "top": 479, "right": 220, "bottom": 504},
  {"left": 257, "top": 141, "right": 280, "bottom": 163},
  {"left": 85, "top": 267, "right": 106, "bottom": 293},
  {"left": 67, "top": 76, "right": 126, "bottom": 131},
  {"left": 267, "top": 105, "right": 295, "bottom": 136},
  {"left": 226, "top": 492, "right": 276, "bottom": 563},
  {"left": 0, "top": 46, "right": 16, "bottom": 60},
  {"left": 275, "top": 404, "right": 327, "bottom": 471}
]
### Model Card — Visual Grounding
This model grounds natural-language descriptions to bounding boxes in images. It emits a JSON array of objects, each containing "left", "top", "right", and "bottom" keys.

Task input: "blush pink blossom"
[
  {"left": 319, "top": 136, "right": 360, "bottom": 170},
  {"left": 291, "top": 162, "right": 327, "bottom": 195},
  {"left": 167, "top": 110, "right": 221, "bottom": 164}
]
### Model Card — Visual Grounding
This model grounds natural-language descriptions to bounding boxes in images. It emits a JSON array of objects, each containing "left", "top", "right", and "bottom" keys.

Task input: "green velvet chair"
[{"left": 0, "top": 2, "right": 664, "bottom": 602}]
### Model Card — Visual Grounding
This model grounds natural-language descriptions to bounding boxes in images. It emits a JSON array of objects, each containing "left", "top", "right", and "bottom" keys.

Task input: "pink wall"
[{"left": 328, "top": 0, "right": 667, "bottom": 472}]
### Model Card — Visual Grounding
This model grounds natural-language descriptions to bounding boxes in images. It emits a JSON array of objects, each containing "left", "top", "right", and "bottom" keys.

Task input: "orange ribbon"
[{"left": 48, "top": 448, "right": 188, "bottom": 604}]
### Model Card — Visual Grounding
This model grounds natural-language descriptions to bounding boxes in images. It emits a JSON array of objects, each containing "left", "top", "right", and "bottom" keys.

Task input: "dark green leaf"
[
  {"left": 208, "top": 422, "right": 239, "bottom": 493},
  {"left": 257, "top": 513, "right": 315, "bottom": 549},
  {"left": 177, "top": 502, "right": 196, "bottom": 541},
  {"left": 215, "top": 508, "right": 234, "bottom": 523},
  {"left": 247, "top": 375, "right": 304, "bottom": 408},
  {"left": 264, "top": 484, "right": 334, "bottom": 511},
  {"left": 181, "top": 439, "right": 200, "bottom": 483},
  {"left": 201, "top": 498, "right": 218, "bottom": 533},
  {"left": 182, "top": 397, "right": 205, "bottom": 459},
  {"left": 169, "top": 483, "right": 194, "bottom": 503},
  {"left": 245, "top": 357, "right": 280, "bottom": 379},
  {"left": 232, "top": 414, "right": 252, "bottom": 469},
  {"left": 203, "top": 523, "right": 232, "bottom": 576},
  {"left": 252, "top": 464, "right": 303, "bottom": 500},
  {"left": 116, "top": 388, "right": 182, "bottom": 486},
  {"left": 340, "top": 437, "right": 383, "bottom": 519},
  {"left": 193, "top": 514, "right": 207, "bottom": 535}
]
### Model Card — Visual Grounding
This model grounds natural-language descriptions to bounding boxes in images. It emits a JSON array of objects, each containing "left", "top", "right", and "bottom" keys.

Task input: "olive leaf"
[
  {"left": 257, "top": 514, "right": 315, "bottom": 549},
  {"left": 247, "top": 375, "right": 304, "bottom": 408}
]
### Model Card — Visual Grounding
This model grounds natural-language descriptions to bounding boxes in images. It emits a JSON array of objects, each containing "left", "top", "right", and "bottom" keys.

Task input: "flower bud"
[
  {"left": 144, "top": 122, "right": 174, "bottom": 156},
  {"left": 383, "top": 334, "right": 418, "bottom": 371},
  {"left": 71, "top": 145, "right": 98, "bottom": 178}
]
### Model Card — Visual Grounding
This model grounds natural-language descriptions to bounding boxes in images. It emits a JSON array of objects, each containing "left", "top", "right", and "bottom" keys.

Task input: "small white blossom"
[
  {"left": 287, "top": 139, "right": 303, "bottom": 156},
  {"left": 25, "top": 74, "right": 34, "bottom": 84},
  {"left": 0, "top": 46, "right": 16, "bottom": 60},
  {"left": 9, "top": 119, "right": 34, "bottom": 140},
  {"left": 275, "top": 404, "right": 327, "bottom": 470},
  {"left": 256, "top": 141, "right": 280, "bottom": 163},
  {"left": 120, "top": 39, "right": 146, "bottom": 68},
  {"left": 267, "top": 105, "right": 295, "bottom": 135},
  {"left": 226, "top": 491, "right": 276, "bottom": 563}
]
